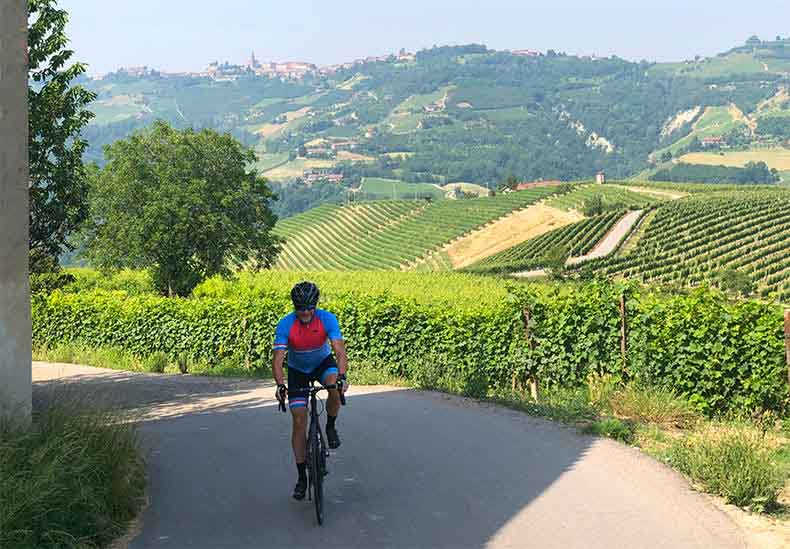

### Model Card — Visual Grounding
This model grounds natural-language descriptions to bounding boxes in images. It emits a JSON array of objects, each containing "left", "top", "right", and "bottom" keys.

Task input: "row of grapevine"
[
  {"left": 465, "top": 211, "right": 625, "bottom": 273},
  {"left": 274, "top": 188, "right": 559, "bottom": 271},
  {"left": 546, "top": 184, "right": 658, "bottom": 211},
  {"left": 577, "top": 191, "right": 790, "bottom": 300}
]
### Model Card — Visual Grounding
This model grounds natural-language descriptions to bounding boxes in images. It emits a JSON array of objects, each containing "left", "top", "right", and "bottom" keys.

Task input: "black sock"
[
  {"left": 297, "top": 462, "right": 306, "bottom": 482},
  {"left": 327, "top": 415, "right": 337, "bottom": 430}
]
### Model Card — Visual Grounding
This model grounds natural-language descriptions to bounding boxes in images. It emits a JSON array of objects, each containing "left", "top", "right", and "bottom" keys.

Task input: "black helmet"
[{"left": 291, "top": 281, "right": 320, "bottom": 310}]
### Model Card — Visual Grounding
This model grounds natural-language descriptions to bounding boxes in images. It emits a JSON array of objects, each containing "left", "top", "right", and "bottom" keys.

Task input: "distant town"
[{"left": 92, "top": 47, "right": 605, "bottom": 82}]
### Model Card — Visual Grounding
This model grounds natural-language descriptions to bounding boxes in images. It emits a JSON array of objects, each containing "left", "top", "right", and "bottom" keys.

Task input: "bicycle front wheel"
[{"left": 310, "top": 421, "right": 324, "bottom": 525}]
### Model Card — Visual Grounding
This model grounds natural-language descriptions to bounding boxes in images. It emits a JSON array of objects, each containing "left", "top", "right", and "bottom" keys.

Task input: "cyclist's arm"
[
  {"left": 272, "top": 349, "right": 286, "bottom": 385},
  {"left": 330, "top": 339, "right": 348, "bottom": 376}
]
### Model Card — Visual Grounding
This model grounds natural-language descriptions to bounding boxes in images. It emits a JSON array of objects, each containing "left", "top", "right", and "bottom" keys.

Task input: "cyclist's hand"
[
  {"left": 337, "top": 374, "right": 348, "bottom": 394},
  {"left": 276, "top": 384, "right": 288, "bottom": 413}
]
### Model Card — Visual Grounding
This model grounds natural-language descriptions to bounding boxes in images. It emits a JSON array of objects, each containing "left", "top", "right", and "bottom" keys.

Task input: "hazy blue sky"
[{"left": 60, "top": 0, "right": 790, "bottom": 75}]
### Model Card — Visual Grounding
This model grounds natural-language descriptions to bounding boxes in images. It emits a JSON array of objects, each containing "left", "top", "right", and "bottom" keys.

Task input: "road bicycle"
[{"left": 280, "top": 379, "right": 346, "bottom": 525}]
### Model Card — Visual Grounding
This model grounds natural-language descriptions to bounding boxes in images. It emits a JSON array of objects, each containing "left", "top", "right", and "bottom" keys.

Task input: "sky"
[{"left": 60, "top": 0, "right": 790, "bottom": 75}]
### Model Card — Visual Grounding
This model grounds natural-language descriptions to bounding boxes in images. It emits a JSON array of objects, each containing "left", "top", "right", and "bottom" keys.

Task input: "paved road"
[
  {"left": 33, "top": 363, "right": 746, "bottom": 549},
  {"left": 566, "top": 209, "right": 644, "bottom": 265}
]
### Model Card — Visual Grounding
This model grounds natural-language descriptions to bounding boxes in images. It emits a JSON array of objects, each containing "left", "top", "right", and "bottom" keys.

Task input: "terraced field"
[
  {"left": 576, "top": 191, "right": 790, "bottom": 301},
  {"left": 465, "top": 211, "right": 626, "bottom": 273},
  {"left": 546, "top": 184, "right": 659, "bottom": 211},
  {"left": 273, "top": 188, "right": 559, "bottom": 270}
]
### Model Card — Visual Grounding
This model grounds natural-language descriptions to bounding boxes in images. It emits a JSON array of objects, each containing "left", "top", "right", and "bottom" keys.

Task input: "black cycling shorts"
[{"left": 287, "top": 355, "right": 339, "bottom": 410}]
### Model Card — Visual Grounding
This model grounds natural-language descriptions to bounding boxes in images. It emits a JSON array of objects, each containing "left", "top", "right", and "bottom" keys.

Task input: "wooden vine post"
[
  {"left": 619, "top": 294, "right": 628, "bottom": 375},
  {"left": 522, "top": 307, "right": 540, "bottom": 402},
  {"left": 785, "top": 310, "right": 790, "bottom": 390}
]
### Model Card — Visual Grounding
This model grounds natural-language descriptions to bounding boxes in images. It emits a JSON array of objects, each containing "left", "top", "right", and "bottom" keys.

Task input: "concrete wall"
[{"left": 0, "top": 0, "right": 31, "bottom": 421}]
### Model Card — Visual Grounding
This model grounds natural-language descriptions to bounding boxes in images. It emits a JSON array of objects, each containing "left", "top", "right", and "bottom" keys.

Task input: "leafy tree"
[
  {"left": 718, "top": 268, "right": 754, "bottom": 297},
  {"left": 28, "top": 0, "right": 96, "bottom": 272},
  {"left": 542, "top": 245, "right": 568, "bottom": 280},
  {"left": 83, "top": 121, "right": 280, "bottom": 296},
  {"left": 583, "top": 195, "right": 604, "bottom": 216}
]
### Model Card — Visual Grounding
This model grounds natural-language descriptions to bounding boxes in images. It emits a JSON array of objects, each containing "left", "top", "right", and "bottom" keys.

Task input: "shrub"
[
  {"left": 31, "top": 277, "right": 787, "bottom": 416},
  {"left": 0, "top": 399, "right": 145, "bottom": 548},
  {"left": 30, "top": 271, "right": 76, "bottom": 295},
  {"left": 667, "top": 424, "right": 783, "bottom": 510}
]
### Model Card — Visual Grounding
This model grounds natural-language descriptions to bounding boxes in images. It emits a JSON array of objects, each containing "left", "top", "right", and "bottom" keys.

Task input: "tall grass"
[
  {"left": 667, "top": 423, "right": 783, "bottom": 510},
  {"left": 0, "top": 398, "right": 146, "bottom": 548}
]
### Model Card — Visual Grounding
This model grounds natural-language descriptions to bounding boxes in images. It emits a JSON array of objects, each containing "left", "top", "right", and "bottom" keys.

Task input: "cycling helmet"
[{"left": 291, "top": 281, "right": 320, "bottom": 310}]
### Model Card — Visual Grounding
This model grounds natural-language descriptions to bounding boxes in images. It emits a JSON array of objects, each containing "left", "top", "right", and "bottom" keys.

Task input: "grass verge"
[{"left": 0, "top": 398, "right": 146, "bottom": 548}]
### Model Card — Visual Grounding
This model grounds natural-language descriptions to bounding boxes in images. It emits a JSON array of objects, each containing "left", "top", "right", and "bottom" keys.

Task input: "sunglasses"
[{"left": 295, "top": 307, "right": 316, "bottom": 313}]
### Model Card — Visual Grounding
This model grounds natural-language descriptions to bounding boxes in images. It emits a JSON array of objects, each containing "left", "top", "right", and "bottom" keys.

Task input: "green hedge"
[{"left": 32, "top": 281, "right": 788, "bottom": 416}]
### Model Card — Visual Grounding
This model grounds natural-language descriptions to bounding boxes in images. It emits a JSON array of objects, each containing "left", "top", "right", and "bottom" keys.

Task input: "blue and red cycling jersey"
[{"left": 273, "top": 309, "right": 343, "bottom": 373}]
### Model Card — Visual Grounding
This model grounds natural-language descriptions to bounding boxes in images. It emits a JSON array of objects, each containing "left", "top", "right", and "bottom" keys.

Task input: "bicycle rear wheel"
[{"left": 310, "top": 419, "right": 324, "bottom": 525}]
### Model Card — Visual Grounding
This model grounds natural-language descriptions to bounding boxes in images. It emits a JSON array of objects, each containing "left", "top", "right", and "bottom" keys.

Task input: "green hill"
[
  {"left": 80, "top": 38, "right": 790, "bottom": 189},
  {"left": 272, "top": 187, "right": 558, "bottom": 270}
]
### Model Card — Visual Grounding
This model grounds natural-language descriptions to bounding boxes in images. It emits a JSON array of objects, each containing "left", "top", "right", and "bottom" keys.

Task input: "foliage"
[
  {"left": 29, "top": 271, "right": 76, "bottom": 295},
  {"left": 543, "top": 245, "right": 568, "bottom": 280},
  {"left": 651, "top": 162, "right": 779, "bottom": 184},
  {"left": 667, "top": 423, "right": 783, "bottom": 510},
  {"left": 82, "top": 121, "right": 280, "bottom": 296},
  {"left": 0, "top": 398, "right": 145, "bottom": 548},
  {"left": 27, "top": 0, "right": 97, "bottom": 272},
  {"left": 717, "top": 268, "right": 755, "bottom": 297},
  {"left": 62, "top": 267, "right": 156, "bottom": 296},
  {"left": 31, "top": 273, "right": 787, "bottom": 417},
  {"left": 269, "top": 179, "right": 347, "bottom": 219},
  {"left": 582, "top": 194, "right": 604, "bottom": 216}
]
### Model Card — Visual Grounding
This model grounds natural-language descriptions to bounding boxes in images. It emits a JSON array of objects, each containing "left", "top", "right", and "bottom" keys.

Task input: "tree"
[
  {"left": 718, "top": 268, "right": 754, "bottom": 297},
  {"left": 583, "top": 195, "right": 604, "bottom": 216},
  {"left": 83, "top": 121, "right": 280, "bottom": 296},
  {"left": 542, "top": 245, "right": 568, "bottom": 280},
  {"left": 28, "top": 0, "right": 96, "bottom": 272}
]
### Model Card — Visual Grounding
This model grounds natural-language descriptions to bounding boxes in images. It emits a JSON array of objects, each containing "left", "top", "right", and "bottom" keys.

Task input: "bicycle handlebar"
[{"left": 277, "top": 382, "right": 346, "bottom": 413}]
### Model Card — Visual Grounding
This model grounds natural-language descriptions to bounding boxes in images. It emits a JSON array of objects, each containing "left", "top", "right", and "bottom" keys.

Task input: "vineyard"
[
  {"left": 272, "top": 187, "right": 559, "bottom": 271},
  {"left": 576, "top": 191, "right": 790, "bottom": 302},
  {"left": 465, "top": 211, "right": 626, "bottom": 273},
  {"left": 545, "top": 184, "right": 659, "bottom": 211}
]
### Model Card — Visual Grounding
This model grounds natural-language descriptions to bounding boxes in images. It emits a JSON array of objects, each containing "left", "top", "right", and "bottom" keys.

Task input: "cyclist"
[{"left": 272, "top": 281, "right": 348, "bottom": 500}]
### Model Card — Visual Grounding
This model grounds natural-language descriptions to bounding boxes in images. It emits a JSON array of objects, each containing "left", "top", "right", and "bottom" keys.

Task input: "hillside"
[
  {"left": 272, "top": 187, "right": 558, "bottom": 270},
  {"left": 574, "top": 190, "right": 790, "bottom": 301},
  {"left": 80, "top": 38, "right": 790, "bottom": 191},
  {"left": 458, "top": 184, "right": 789, "bottom": 302}
]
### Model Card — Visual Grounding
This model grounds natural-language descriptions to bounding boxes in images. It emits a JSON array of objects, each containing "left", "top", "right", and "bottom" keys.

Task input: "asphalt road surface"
[{"left": 33, "top": 363, "right": 746, "bottom": 549}]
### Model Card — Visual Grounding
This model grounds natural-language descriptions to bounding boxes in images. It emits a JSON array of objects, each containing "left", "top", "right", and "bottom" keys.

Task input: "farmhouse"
[
  {"left": 701, "top": 136, "right": 725, "bottom": 147},
  {"left": 303, "top": 168, "right": 343, "bottom": 184}
]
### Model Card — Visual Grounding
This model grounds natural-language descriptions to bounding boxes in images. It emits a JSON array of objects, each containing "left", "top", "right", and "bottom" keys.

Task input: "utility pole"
[{"left": 0, "top": 0, "right": 32, "bottom": 422}]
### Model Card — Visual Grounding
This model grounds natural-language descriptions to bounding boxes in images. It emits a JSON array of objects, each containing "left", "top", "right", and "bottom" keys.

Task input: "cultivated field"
[
  {"left": 273, "top": 188, "right": 559, "bottom": 270},
  {"left": 679, "top": 148, "right": 790, "bottom": 171}
]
